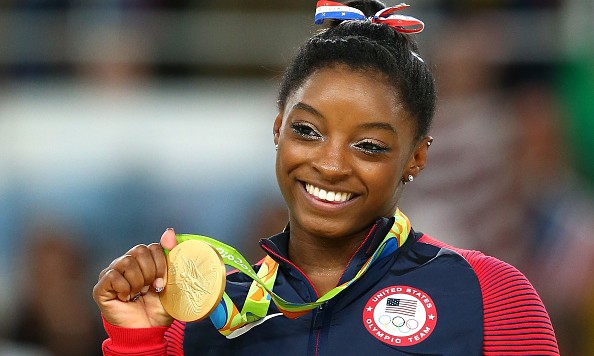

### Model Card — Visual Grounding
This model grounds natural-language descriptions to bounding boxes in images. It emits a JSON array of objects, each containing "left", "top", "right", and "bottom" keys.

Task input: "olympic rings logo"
[{"left": 378, "top": 314, "right": 419, "bottom": 333}]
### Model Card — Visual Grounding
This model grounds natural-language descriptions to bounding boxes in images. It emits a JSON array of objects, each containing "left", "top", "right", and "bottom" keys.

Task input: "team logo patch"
[{"left": 362, "top": 285, "right": 437, "bottom": 347}]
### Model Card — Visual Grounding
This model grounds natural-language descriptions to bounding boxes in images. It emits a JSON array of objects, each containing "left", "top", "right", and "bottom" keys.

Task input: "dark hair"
[{"left": 277, "top": 0, "right": 436, "bottom": 140}]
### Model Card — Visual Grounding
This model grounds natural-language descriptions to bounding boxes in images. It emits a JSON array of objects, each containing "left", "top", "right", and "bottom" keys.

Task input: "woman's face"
[{"left": 274, "top": 64, "right": 429, "bottom": 240}]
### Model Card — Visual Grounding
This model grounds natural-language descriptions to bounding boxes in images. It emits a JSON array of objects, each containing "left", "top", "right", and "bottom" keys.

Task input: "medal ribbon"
[{"left": 169, "top": 209, "right": 410, "bottom": 337}]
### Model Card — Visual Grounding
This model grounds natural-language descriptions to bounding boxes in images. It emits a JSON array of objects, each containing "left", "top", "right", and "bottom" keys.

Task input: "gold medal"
[{"left": 160, "top": 240, "right": 226, "bottom": 322}]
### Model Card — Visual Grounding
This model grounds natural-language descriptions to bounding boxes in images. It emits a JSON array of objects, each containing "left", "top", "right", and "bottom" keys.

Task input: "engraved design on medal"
[
  {"left": 168, "top": 254, "right": 218, "bottom": 315},
  {"left": 160, "top": 240, "right": 226, "bottom": 322}
]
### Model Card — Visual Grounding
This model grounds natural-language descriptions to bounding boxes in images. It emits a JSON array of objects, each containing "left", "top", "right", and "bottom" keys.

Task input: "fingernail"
[
  {"left": 160, "top": 229, "right": 177, "bottom": 250},
  {"left": 154, "top": 278, "right": 165, "bottom": 293},
  {"left": 141, "top": 285, "right": 150, "bottom": 294}
]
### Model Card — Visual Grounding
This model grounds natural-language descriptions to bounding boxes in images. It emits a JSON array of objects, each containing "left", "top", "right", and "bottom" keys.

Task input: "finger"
[
  {"left": 98, "top": 266, "right": 110, "bottom": 280},
  {"left": 94, "top": 269, "right": 133, "bottom": 303},
  {"left": 110, "top": 253, "right": 146, "bottom": 297},
  {"left": 127, "top": 244, "right": 158, "bottom": 288},
  {"left": 160, "top": 228, "right": 177, "bottom": 251},
  {"left": 148, "top": 242, "right": 167, "bottom": 292}
]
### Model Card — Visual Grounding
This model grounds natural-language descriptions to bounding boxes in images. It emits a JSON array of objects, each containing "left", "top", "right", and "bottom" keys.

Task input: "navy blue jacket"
[{"left": 102, "top": 216, "right": 559, "bottom": 355}]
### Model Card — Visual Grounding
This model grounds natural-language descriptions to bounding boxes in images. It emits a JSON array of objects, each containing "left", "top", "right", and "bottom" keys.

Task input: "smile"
[{"left": 305, "top": 183, "right": 353, "bottom": 203}]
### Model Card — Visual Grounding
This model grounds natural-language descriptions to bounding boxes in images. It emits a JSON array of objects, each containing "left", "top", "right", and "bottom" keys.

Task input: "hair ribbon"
[{"left": 314, "top": 1, "right": 424, "bottom": 34}]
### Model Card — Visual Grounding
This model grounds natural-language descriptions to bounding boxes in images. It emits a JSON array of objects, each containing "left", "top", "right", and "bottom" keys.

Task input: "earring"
[
  {"left": 275, "top": 144, "right": 278, "bottom": 151},
  {"left": 402, "top": 174, "right": 414, "bottom": 184}
]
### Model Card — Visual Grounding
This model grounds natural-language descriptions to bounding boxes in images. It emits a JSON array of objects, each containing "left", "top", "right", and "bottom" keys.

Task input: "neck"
[{"left": 288, "top": 226, "right": 370, "bottom": 296}]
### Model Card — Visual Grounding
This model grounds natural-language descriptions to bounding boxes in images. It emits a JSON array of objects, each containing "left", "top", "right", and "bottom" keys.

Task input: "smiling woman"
[
  {"left": 93, "top": 1, "right": 559, "bottom": 355},
  {"left": 273, "top": 66, "right": 427, "bottom": 290},
  {"left": 276, "top": 68, "right": 413, "bottom": 219}
]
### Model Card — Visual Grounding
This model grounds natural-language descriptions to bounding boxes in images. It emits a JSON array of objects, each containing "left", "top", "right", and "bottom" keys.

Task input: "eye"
[
  {"left": 291, "top": 122, "right": 322, "bottom": 140},
  {"left": 353, "top": 139, "right": 390, "bottom": 155}
]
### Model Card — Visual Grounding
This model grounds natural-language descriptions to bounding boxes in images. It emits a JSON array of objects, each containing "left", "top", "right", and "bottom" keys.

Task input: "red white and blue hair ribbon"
[{"left": 314, "top": 1, "right": 424, "bottom": 34}]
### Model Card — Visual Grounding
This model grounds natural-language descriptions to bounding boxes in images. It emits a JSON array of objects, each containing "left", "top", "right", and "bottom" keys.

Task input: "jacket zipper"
[
  {"left": 312, "top": 301, "right": 328, "bottom": 356},
  {"left": 312, "top": 302, "right": 327, "bottom": 330}
]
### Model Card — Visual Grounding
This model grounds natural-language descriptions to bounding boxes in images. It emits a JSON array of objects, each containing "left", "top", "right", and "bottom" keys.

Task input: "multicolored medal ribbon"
[
  {"left": 314, "top": 1, "right": 424, "bottom": 34},
  {"left": 164, "top": 209, "right": 411, "bottom": 338}
]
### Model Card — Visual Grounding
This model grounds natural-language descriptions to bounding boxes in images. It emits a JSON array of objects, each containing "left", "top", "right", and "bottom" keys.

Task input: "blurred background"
[{"left": 0, "top": 0, "right": 592, "bottom": 354}]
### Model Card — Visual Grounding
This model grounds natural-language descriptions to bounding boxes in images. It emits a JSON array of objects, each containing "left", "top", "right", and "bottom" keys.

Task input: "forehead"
[{"left": 284, "top": 64, "right": 412, "bottom": 129}]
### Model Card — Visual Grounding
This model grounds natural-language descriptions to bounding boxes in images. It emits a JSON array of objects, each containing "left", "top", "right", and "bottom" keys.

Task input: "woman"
[{"left": 93, "top": 1, "right": 559, "bottom": 354}]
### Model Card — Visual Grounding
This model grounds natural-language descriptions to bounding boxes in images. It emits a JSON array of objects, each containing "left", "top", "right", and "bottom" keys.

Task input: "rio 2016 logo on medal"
[{"left": 362, "top": 285, "right": 437, "bottom": 347}]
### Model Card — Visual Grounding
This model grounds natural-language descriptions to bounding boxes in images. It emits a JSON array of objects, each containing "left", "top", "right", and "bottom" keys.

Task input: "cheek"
[
  {"left": 279, "top": 137, "right": 312, "bottom": 168},
  {"left": 359, "top": 160, "right": 402, "bottom": 195},
  {"left": 276, "top": 141, "right": 307, "bottom": 186}
]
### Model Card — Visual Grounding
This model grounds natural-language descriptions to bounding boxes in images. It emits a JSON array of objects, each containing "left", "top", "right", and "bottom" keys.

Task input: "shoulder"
[
  {"left": 419, "top": 234, "right": 517, "bottom": 281},
  {"left": 418, "top": 234, "right": 535, "bottom": 295},
  {"left": 418, "top": 234, "right": 560, "bottom": 355}
]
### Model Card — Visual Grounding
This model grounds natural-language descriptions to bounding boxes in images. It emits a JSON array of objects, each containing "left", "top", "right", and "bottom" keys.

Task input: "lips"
[{"left": 304, "top": 183, "right": 353, "bottom": 203}]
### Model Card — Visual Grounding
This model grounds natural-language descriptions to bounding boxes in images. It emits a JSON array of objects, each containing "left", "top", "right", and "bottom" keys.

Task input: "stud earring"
[{"left": 403, "top": 174, "right": 414, "bottom": 184}]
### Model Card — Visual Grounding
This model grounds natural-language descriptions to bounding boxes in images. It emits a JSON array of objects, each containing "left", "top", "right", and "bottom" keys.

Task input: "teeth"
[
  {"left": 319, "top": 189, "right": 327, "bottom": 200},
  {"left": 305, "top": 183, "right": 352, "bottom": 203}
]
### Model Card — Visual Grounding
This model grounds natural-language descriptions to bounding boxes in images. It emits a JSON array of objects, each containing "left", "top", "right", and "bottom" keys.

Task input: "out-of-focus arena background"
[{"left": 0, "top": 1, "right": 592, "bottom": 354}]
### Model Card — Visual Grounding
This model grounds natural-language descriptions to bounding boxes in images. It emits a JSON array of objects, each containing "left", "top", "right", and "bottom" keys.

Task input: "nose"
[{"left": 311, "top": 140, "right": 352, "bottom": 182}]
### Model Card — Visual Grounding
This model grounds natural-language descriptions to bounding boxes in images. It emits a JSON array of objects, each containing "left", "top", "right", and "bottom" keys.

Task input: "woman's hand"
[{"left": 92, "top": 228, "right": 178, "bottom": 328}]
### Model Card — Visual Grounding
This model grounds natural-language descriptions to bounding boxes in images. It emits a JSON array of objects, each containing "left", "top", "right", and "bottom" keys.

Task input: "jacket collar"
[{"left": 259, "top": 216, "right": 396, "bottom": 283}]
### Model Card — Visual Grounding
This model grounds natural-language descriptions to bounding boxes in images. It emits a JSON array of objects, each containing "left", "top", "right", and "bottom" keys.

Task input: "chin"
[
  {"left": 296, "top": 214, "right": 361, "bottom": 239},
  {"left": 308, "top": 226, "right": 345, "bottom": 239}
]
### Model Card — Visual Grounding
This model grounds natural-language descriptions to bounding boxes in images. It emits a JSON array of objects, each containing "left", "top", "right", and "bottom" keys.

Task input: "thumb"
[{"left": 160, "top": 228, "right": 178, "bottom": 251}]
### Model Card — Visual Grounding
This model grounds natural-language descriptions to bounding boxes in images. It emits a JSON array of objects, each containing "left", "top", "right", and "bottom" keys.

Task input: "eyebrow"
[
  {"left": 358, "top": 122, "right": 396, "bottom": 133},
  {"left": 291, "top": 102, "right": 323, "bottom": 117},
  {"left": 291, "top": 101, "right": 396, "bottom": 133}
]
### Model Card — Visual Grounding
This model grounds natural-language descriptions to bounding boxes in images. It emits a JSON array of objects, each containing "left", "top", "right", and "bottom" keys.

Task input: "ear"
[
  {"left": 273, "top": 112, "right": 283, "bottom": 146},
  {"left": 403, "top": 136, "right": 433, "bottom": 181}
]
